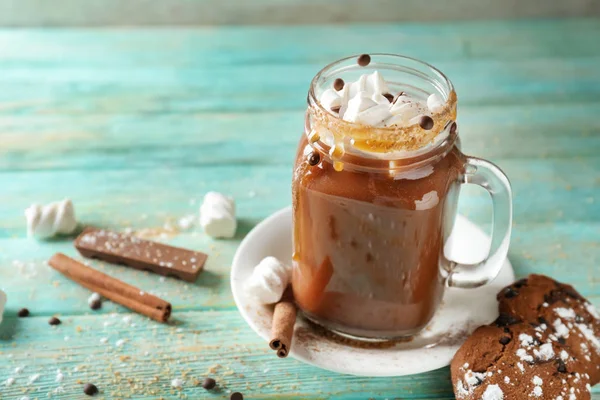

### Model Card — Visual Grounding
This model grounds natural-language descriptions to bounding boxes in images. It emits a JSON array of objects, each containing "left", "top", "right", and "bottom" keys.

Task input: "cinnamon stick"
[
  {"left": 269, "top": 287, "right": 297, "bottom": 358},
  {"left": 48, "top": 253, "right": 171, "bottom": 322}
]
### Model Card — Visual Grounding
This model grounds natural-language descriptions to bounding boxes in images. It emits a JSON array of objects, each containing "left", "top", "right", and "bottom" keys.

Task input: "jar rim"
[
  {"left": 304, "top": 110, "right": 459, "bottom": 173},
  {"left": 309, "top": 53, "right": 455, "bottom": 118},
  {"left": 306, "top": 53, "right": 458, "bottom": 159}
]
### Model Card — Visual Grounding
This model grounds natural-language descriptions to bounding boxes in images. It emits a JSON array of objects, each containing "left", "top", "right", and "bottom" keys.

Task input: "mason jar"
[{"left": 291, "top": 54, "right": 512, "bottom": 340}]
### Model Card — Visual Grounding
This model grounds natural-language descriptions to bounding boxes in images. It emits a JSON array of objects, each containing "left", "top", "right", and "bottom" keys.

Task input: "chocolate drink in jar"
[{"left": 291, "top": 54, "right": 513, "bottom": 341}]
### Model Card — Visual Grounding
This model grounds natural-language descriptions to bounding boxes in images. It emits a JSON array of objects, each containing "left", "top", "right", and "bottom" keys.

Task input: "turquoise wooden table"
[{"left": 1, "top": 19, "right": 599, "bottom": 399}]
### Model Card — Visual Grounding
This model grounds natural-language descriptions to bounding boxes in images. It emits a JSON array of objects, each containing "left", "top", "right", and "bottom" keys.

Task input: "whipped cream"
[
  {"left": 199, "top": 192, "right": 237, "bottom": 239},
  {"left": 25, "top": 199, "right": 77, "bottom": 239},
  {"left": 0, "top": 289, "right": 5, "bottom": 325},
  {"left": 318, "top": 71, "right": 444, "bottom": 128},
  {"left": 244, "top": 256, "right": 292, "bottom": 304}
]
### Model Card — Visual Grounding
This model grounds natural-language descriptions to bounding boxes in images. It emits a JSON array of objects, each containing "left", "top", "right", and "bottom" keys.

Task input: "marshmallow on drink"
[
  {"left": 245, "top": 257, "right": 292, "bottom": 304},
  {"left": 318, "top": 70, "right": 445, "bottom": 129},
  {"left": 199, "top": 192, "right": 237, "bottom": 238},
  {"left": 25, "top": 199, "right": 77, "bottom": 239}
]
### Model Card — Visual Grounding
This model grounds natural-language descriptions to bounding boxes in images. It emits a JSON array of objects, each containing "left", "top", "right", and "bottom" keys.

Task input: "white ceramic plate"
[{"left": 231, "top": 207, "right": 514, "bottom": 377}]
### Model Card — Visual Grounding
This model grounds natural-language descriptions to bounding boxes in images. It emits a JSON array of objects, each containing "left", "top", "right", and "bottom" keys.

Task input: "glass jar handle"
[{"left": 447, "top": 157, "right": 513, "bottom": 288}]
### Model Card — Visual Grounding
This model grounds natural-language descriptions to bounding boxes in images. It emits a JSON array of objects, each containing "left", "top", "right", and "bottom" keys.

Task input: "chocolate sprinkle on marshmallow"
[
  {"left": 383, "top": 93, "right": 394, "bottom": 103},
  {"left": 333, "top": 78, "right": 344, "bottom": 91},
  {"left": 330, "top": 105, "right": 341, "bottom": 114},
  {"left": 357, "top": 54, "right": 371, "bottom": 67}
]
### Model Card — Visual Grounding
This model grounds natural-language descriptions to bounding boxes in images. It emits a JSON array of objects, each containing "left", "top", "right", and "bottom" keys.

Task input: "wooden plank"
[
  {"left": 1, "top": 20, "right": 600, "bottom": 66},
  {"left": 0, "top": 311, "right": 458, "bottom": 399},
  {"left": 0, "top": 158, "right": 598, "bottom": 235},
  {"left": 1, "top": 222, "right": 598, "bottom": 316},
  {"left": 0, "top": 20, "right": 599, "bottom": 399},
  {"left": 0, "top": 0, "right": 599, "bottom": 26},
  {"left": 0, "top": 159, "right": 598, "bottom": 315},
  {"left": 1, "top": 58, "right": 600, "bottom": 115},
  {"left": 1, "top": 102, "right": 599, "bottom": 171}
]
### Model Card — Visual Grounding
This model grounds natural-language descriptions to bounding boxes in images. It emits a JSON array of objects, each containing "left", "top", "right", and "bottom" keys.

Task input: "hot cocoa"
[{"left": 291, "top": 54, "right": 512, "bottom": 340}]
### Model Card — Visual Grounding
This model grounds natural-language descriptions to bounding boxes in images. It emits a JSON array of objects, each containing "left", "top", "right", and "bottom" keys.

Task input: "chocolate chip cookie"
[
  {"left": 498, "top": 274, "right": 600, "bottom": 384},
  {"left": 452, "top": 322, "right": 592, "bottom": 399}
]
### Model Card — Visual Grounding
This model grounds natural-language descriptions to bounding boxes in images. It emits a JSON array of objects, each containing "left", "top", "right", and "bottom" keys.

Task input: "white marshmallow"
[
  {"left": 199, "top": 192, "right": 237, "bottom": 239},
  {"left": 244, "top": 256, "right": 292, "bottom": 304},
  {"left": 320, "top": 88, "right": 341, "bottom": 111},
  {"left": 88, "top": 292, "right": 101, "bottom": 306},
  {"left": 343, "top": 92, "right": 378, "bottom": 122},
  {"left": 366, "top": 71, "right": 390, "bottom": 96},
  {"left": 371, "top": 93, "right": 390, "bottom": 105},
  {"left": 389, "top": 99, "right": 420, "bottom": 117},
  {"left": 427, "top": 93, "right": 445, "bottom": 113},
  {"left": 318, "top": 70, "right": 434, "bottom": 130},
  {"left": 355, "top": 104, "right": 393, "bottom": 127},
  {"left": 25, "top": 199, "right": 77, "bottom": 239},
  {"left": 415, "top": 191, "right": 440, "bottom": 210},
  {"left": 0, "top": 289, "right": 6, "bottom": 325},
  {"left": 347, "top": 74, "right": 369, "bottom": 98},
  {"left": 386, "top": 102, "right": 423, "bottom": 127}
]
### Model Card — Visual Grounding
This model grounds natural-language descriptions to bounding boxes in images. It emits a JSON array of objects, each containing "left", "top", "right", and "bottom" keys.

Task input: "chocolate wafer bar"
[{"left": 74, "top": 229, "right": 207, "bottom": 282}]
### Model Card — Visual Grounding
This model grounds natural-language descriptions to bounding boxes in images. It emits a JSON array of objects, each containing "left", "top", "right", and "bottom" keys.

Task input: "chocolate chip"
[
  {"left": 357, "top": 54, "right": 371, "bottom": 67},
  {"left": 503, "top": 287, "right": 519, "bottom": 298},
  {"left": 557, "top": 360, "right": 567, "bottom": 373},
  {"left": 48, "top": 316, "right": 61, "bottom": 326},
  {"left": 449, "top": 122, "right": 457, "bottom": 134},
  {"left": 17, "top": 308, "right": 30, "bottom": 317},
  {"left": 419, "top": 116, "right": 434, "bottom": 130},
  {"left": 333, "top": 78, "right": 345, "bottom": 91},
  {"left": 538, "top": 316, "right": 548, "bottom": 325},
  {"left": 202, "top": 377, "right": 216, "bottom": 390},
  {"left": 557, "top": 337, "right": 566, "bottom": 345},
  {"left": 544, "top": 290, "right": 563, "bottom": 304},
  {"left": 308, "top": 152, "right": 320, "bottom": 166},
  {"left": 499, "top": 336, "right": 511, "bottom": 345},
  {"left": 330, "top": 105, "right": 341, "bottom": 114},
  {"left": 503, "top": 327, "right": 510, "bottom": 333},
  {"left": 230, "top": 392, "right": 244, "bottom": 400},
  {"left": 495, "top": 313, "right": 520, "bottom": 327},
  {"left": 83, "top": 383, "right": 98, "bottom": 396},
  {"left": 513, "top": 278, "right": 528, "bottom": 288},
  {"left": 575, "top": 314, "right": 585, "bottom": 323},
  {"left": 383, "top": 93, "right": 394, "bottom": 103},
  {"left": 89, "top": 299, "right": 102, "bottom": 310}
]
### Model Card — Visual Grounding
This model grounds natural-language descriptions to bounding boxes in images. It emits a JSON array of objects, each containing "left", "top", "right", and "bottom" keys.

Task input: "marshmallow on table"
[
  {"left": 0, "top": 289, "right": 6, "bottom": 325},
  {"left": 25, "top": 199, "right": 77, "bottom": 239},
  {"left": 199, "top": 192, "right": 237, "bottom": 239},
  {"left": 245, "top": 257, "right": 292, "bottom": 304}
]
